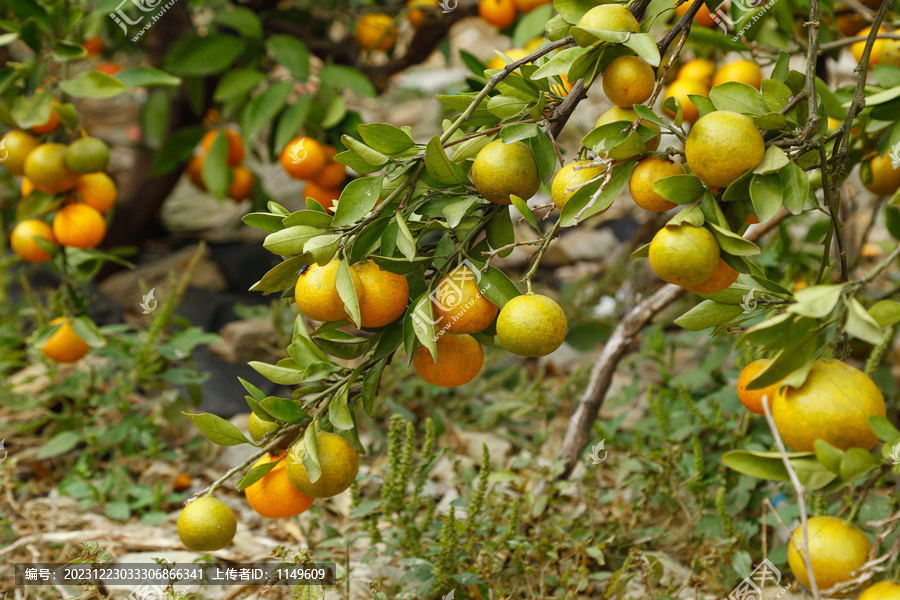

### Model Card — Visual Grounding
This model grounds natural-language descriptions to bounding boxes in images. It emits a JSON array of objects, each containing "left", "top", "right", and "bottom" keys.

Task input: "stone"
[{"left": 209, "top": 319, "right": 280, "bottom": 364}]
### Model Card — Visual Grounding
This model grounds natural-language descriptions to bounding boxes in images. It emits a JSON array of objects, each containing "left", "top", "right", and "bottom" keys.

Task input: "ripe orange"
[
  {"left": 42, "top": 318, "right": 90, "bottom": 363},
  {"left": 21, "top": 178, "right": 35, "bottom": 197},
  {"left": 285, "top": 431, "right": 359, "bottom": 498},
  {"left": 602, "top": 55, "right": 656, "bottom": 109},
  {"left": 64, "top": 136, "right": 110, "bottom": 174},
  {"left": 52, "top": 204, "right": 107, "bottom": 249},
  {"left": 711, "top": 60, "right": 763, "bottom": 90},
  {"left": 407, "top": 0, "right": 439, "bottom": 27},
  {"left": 685, "top": 258, "right": 738, "bottom": 294},
  {"left": 578, "top": 4, "right": 641, "bottom": 34},
  {"left": 186, "top": 155, "right": 206, "bottom": 191},
  {"left": 248, "top": 413, "right": 278, "bottom": 442},
  {"left": 479, "top": 0, "right": 516, "bottom": 29},
  {"left": 471, "top": 140, "right": 541, "bottom": 205},
  {"left": 245, "top": 453, "right": 315, "bottom": 519},
  {"left": 514, "top": 0, "right": 551, "bottom": 13},
  {"left": 684, "top": 111, "right": 765, "bottom": 188},
  {"left": 648, "top": 224, "right": 720, "bottom": 287},
  {"left": 355, "top": 13, "right": 397, "bottom": 51},
  {"left": 201, "top": 128, "right": 245, "bottom": 166},
  {"left": 82, "top": 35, "right": 105, "bottom": 56},
  {"left": 772, "top": 359, "right": 886, "bottom": 451},
  {"left": 11, "top": 219, "right": 57, "bottom": 263},
  {"left": 629, "top": 156, "right": 685, "bottom": 212},
  {"left": 595, "top": 106, "right": 661, "bottom": 152},
  {"left": 74, "top": 173, "right": 117, "bottom": 213},
  {"left": 788, "top": 516, "right": 871, "bottom": 594},
  {"left": 30, "top": 109, "right": 59, "bottom": 135},
  {"left": 303, "top": 181, "right": 341, "bottom": 214},
  {"left": 24, "top": 143, "right": 80, "bottom": 194},
  {"left": 177, "top": 496, "right": 236, "bottom": 552},
  {"left": 853, "top": 27, "right": 900, "bottom": 67},
  {"left": 0, "top": 130, "right": 40, "bottom": 176},
  {"left": 227, "top": 165, "right": 254, "bottom": 201},
  {"left": 354, "top": 261, "right": 410, "bottom": 328},
  {"left": 551, "top": 159, "right": 608, "bottom": 211},
  {"left": 675, "top": 0, "right": 716, "bottom": 27},
  {"left": 280, "top": 136, "right": 327, "bottom": 180},
  {"left": 863, "top": 152, "right": 900, "bottom": 196},
  {"left": 496, "top": 293, "right": 567, "bottom": 357},
  {"left": 431, "top": 266, "right": 498, "bottom": 334},
  {"left": 858, "top": 581, "right": 900, "bottom": 600},
  {"left": 677, "top": 58, "right": 715, "bottom": 87},
  {"left": 312, "top": 161, "right": 347, "bottom": 188},
  {"left": 413, "top": 333, "right": 485, "bottom": 387},
  {"left": 735, "top": 359, "right": 781, "bottom": 415},
  {"left": 95, "top": 62, "right": 122, "bottom": 75},
  {"left": 294, "top": 258, "right": 361, "bottom": 322},
  {"left": 664, "top": 78, "right": 709, "bottom": 124}
]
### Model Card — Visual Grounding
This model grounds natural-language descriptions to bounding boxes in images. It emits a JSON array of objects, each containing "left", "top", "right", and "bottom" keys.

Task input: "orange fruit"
[
  {"left": 407, "top": 0, "right": 439, "bottom": 27},
  {"left": 21, "top": 178, "right": 35, "bottom": 197},
  {"left": 227, "top": 165, "right": 254, "bottom": 201},
  {"left": 772, "top": 359, "right": 886, "bottom": 452},
  {"left": 711, "top": 60, "right": 763, "bottom": 90},
  {"left": 64, "top": 136, "right": 110, "bottom": 174},
  {"left": 245, "top": 453, "right": 315, "bottom": 519},
  {"left": 602, "top": 55, "right": 656, "bottom": 108},
  {"left": 176, "top": 496, "right": 236, "bottom": 552},
  {"left": 684, "top": 111, "right": 765, "bottom": 188},
  {"left": 514, "top": 0, "right": 551, "bottom": 12},
  {"left": 312, "top": 161, "right": 346, "bottom": 188},
  {"left": 280, "top": 136, "right": 327, "bottom": 180},
  {"left": 353, "top": 261, "right": 410, "bottom": 328},
  {"left": 431, "top": 266, "right": 499, "bottom": 334},
  {"left": 355, "top": 13, "right": 397, "bottom": 51},
  {"left": 24, "top": 143, "right": 79, "bottom": 194},
  {"left": 479, "top": 0, "right": 517, "bottom": 29},
  {"left": 836, "top": 13, "right": 866, "bottom": 37},
  {"left": 82, "top": 35, "right": 105, "bottom": 56},
  {"left": 486, "top": 48, "right": 531, "bottom": 71},
  {"left": 578, "top": 4, "right": 641, "bottom": 34},
  {"left": 294, "top": 258, "right": 361, "bottom": 322},
  {"left": 863, "top": 151, "right": 900, "bottom": 196},
  {"left": 11, "top": 219, "right": 57, "bottom": 263},
  {"left": 186, "top": 155, "right": 206, "bottom": 191},
  {"left": 664, "top": 78, "right": 709, "bottom": 124},
  {"left": 858, "top": 581, "right": 900, "bottom": 600},
  {"left": 248, "top": 413, "right": 278, "bottom": 442},
  {"left": 95, "top": 62, "right": 122, "bottom": 75},
  {"left": 788, "top": 516, "right": 871, "bottom": 594},
  {"left": 74, "top": 173, "right": 117, "bottom": 213},
  {"left": 42, "top": 318, "right": 90, "bottom": 363},
  {"left": 629, "top": 156, "right": 685, "bottom": 212},
  {"left": 0, "top": 130, "right": 40, "bottom": 176},
  {"left": 303, "top": 181, "right": 341, "bottom": 214},
  {"left": 649, "top": 224, "right": 720, "bottom": 287},
  {"left": 735, "top": 358, "right": 781, "bottom": 415},
  {"left": 285, "top": 431, "right": 359, "bottom": 498},
  {"left": 685, "top": 258, "right": 739, "bottom": 294},
  {"left": 675, "top": 0, "right": 717, "bottom": 27},
  {"left": 551, "top": 159, "right": 607, "bottom": 211},
  {"left": 413, "top": 333, "right": 485, "bottom": 387},
  {"left": 496, "top": 293, "right": 567, "bottom": 357},
  {"left": 52, "top": 203, "right": 107, "bottom": 249},
  {"left": 852, "top": 27, "right": 900, "bottom": 67},
  {"left": 201, "top": 128, "right": 245, "bottom": 166},
  {"left": 595, "top": 106, "right": 661, "bottom": 153},
  {"left": 30, "top": 109, "right": 59, "bottom": 135},
  {"left": 471, "top": 139, "right": 541, "bottom": 205},
  {"left": 677, "top": 58, "right": 715, "bottom": 86}
]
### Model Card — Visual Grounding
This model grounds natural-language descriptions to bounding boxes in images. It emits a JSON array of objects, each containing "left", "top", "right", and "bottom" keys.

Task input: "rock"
[
  {"left": 209, "top": 319, "right": 281, "bottom": 364},
  {"left": 556, "top": 226, "right": 620, "bottom": 264}
]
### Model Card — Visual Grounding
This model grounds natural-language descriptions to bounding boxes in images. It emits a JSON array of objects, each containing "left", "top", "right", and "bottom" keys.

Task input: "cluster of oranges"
[
  {"left": 478, "top": 0, "right": 551, "bottom": 29},
  {"left": 664, "top": 57, "right": 762, "bottom": 124},
  {"left": 185, "top": 128, "right": 255, "bottom": 202},
  {"left": 278, "top": 136, "right": 347, "bottom": 213}
]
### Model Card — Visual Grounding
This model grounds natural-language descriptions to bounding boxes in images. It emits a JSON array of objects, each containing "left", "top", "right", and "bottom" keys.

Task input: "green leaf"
[
  {"left": 359, "top": 123, "right": 416, "bottom": 155},
  {"left": 839, "top": 448, "right": 882, "bottom": 482},
  {"left": 709, "top": 82, "right": 769, "bottom": 115},
  {"left": 753, "top": 112, "right": 789, "bottom": 130},
  {"left": 623, "top": 33, "right": 660, "bottom": 66},
  {"left": 114, "top": 66, "right": 181, "bottom": 88},
  {"left": 240, "top": 81, "right": 292, "bottom": 141},
  {"left": 753, "top": 145, "right": 789, "bottom": 175},
  {"left": 667, "top": 204, "right": 705, "bottom": 227},
  {"left": 332, "top": 176, "right": 383, "bottom": 226},
  {"left": 560, "top": 161, "right": 633, "bottom": 226},
  {"left": 362, "top": 358, "right": 387, "bottom": 417},
  {"left": 486, "top": 208, "right": 515, "bottom": 257},
  {"left": 260, "top": 396, "right": 309, "bottom": 424},
  {"left": 340, "top": 134, "right": 390, "bottom": 167},
  {"left": 487, "top": 94, "right": 530, "bottom": 119},
  {"left": 674, "top": 301, "right": 745, "bottom": 331},
  {"left": 722, "top": 450, "right": 792, "bottom": 481},
  {"left": 215, "top": 6, "right": 262, "bottom": 38},
  {"left": 36, "top": 431, "right": 81, "bottom": 459},
  {"left": 529, "top": 130, "right": 557, "bottom": 184},
  {"left": 249, "top": 360, "right": 307, "bottom": 385},
  {"left": 329, "top": 388, "right": 354, "bottom": 430},
  {"left": 530, "top": 46, "right": 591, "bottom": 79},
  {"left": 707, "top": 222, "right": 761, "bottom": 256},
  {"left": 301, "top": 421, "right": 322, "bottom": 484},
  {"left": 164, "top": 34, "right": 245, "bottom": 76},
  {"left": 409, "top": 292, "right": 438, "bottom": 361},
  {"left": 282, "top": 210, "right": 333, "bottom": 229},
  {"left": 552, "top": 0, "right": 598, "bottom": 24},
  {"left": 425, "top": 135, "right": 458, "bottom": 185},
  {"left": 500, "top": 122, "right": 539, "bottom": 143},
  {"left": 630, "top": 242, "right": 650, "bottom": 259},
  {"left": 511, "top": 194, "right": 539, "bottom": 230},
  {"left": 869, "top": 415, "right": 900, "bottom": 442},
  {"left": 749, "top": 173, "right": 783, "bottom": 223},
  {"left": 845, "top": 298, "right": 884, "bottom": 345},
  {"left": 779, "top": 161, "right": 810, "bottom": 215},
  {"left": 305, "top": 234, "right": 341, "bottom": 265},
  {"left": 263, "top": 227, "right": 321, "bottom": 257},
  {"left": 652, "top": 174, "right": 705, "bottom": 205},
  {"left": 239, "top": 377, "right": 266, "bottom": 401},
  {"left": 319, "top": 65, "right": 376, "bottom": 98},
  {"left": 869, "top": 300, "right": 900, "bottom": 328},
  {"left": 183, "top": 413, "right": 250, "bottom": 446},
  {"left": 513, "top": 4, "right": 554, "bottom": 45},
  {"left": 570, "top": 26, "right": 630, "bottom": 48},
  {"left": 61, "top": 71, "right": 126, "bottom": 99},
  {"left": 202, "top": 130, "right": 231, "bottom": 200},
  {"left": 792, "top": 458, "right": 838, "bottom": 491},
  {"left": 395, "top": 213, "right": 417, "bottom": 261},
  {"left": 236, "top": 460, "right": 278, "bottom": 491},
  {"left": 470, "top": 262, "right": 521, "bottom": 307},
  {"left": 53, "top": 40, "right": 87, "bottom": 63},
  {"left": 274, "top": 96, "right": 312, "bottom": 153},
  {"left": 151, "top": 126, "right": 206, "bottom": 176},
  {"left": 267, "top": 35, "right": 309, "bottom": 80},
  {"left": 6, "top": 0, "right": 48, "bottom": 31},
  {"left": 787, "top": 284, "right": 845, "bottom": 318},
  {"left": 815, "top": 440, "right": 845, "bottom": 475},
  {"left": 748, "top": 335, "right": 816, "bottom": 389},
  {"left": 337, "top": 260, "right": 362, "bottom": 327}
]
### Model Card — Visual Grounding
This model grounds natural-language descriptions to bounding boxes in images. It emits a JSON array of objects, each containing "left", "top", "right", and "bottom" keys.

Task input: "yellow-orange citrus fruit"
[
  {"left": 514, "top": 0, "right": 551, "bottom": 13},
  {"left": 602, "top": 55, "right": 656, "bottom": 108},
  {"left": 304, "top": 181, "right": 341, "bottom": 214},
  {"left": 356, "top": 13, "right": 397, "bottom": 51},
  {"left": 24, "top": 143, "right": 79, "bottom": 194},
  {"left": 677, "top": 58, "right": 715, "bottom": 86},
  {"left": 11, "top": 219, "right": 57, "bottom": 263},
  {"left": 549, "top": 73, "right": 574, "bottom": 97},
  {"left": 497, "top": 293, "right": 567, "bottom": 357},
  {"left": 551, "top": 159, "right": 607, "bottom": 211},
  {"left": 407, "top": 0, "right": 438, "bottom": 27},
  {"left": 353, "top": 261, "right": 410, "bottom": 328},
  {"left": 95, "top": 62, "right": 123, "bottom": 75},
  {"left": 487, "top": 48, "right": 530, "bottom": 71},
  {"left": 649, "top": 224, "right": 720, "bottom": 287},
  {"left": 773, "top": 359, "right": 886, "bottom": 451},
  {"left": 431, "top": 266, "right": 498, "bottom": 334},
  {"left": 201, "top": 128, "right": 245, "bottom": 166},
  {"left": 479, "top": 0, "right": 517, "bottom": 29},
  {"left": 227, "top": 165, "right": 254, "bottom": 201},
  {"left": 858, "top": 581, "right": 900, "bottom": 600},
  {"left": 735, "top": 358, "right": 781, "bottom": 415},
  {"left": 82, "top": 35, "right": 105, "bottom": 56},
  {"left": 471, "top": 139, "right": 541, "bottom": 205},
  {"left": 52, "top": 204, "right": 107, "bottom": 249},
  {"left": 629, "top": 157, "right": 685, "bottom": 212},
  {"left": 312, "top": 161, "right": 346, "bottom": 188},
  {"left": 64, "top": 136, "right": 110, "bottom": 174},
  {"left": 524, "top": 37, "right": 544, "bottom": 53},
  {"left": 30, "top": 109, "right": 59, "bottom": 135},
  {"left": 74, "top": 172, "right": 117, "bottom": 214},
  {"left": 413, "top": 333, "right": 485, "bottom": 387},
  {"left": 21, "top": 178, "right": 35, "bottom": 197},
  {"left": 664, "top": 78, "right": 709, "bottom": 124},
  {"left": 42, "top": 318, "right": 90, "bottom": 363},
  {"left": 853, "top": 27, "right": 900, "bottom": 67},
  {"left": 177, "top": 496, "right": 236, "bottom": 552},
  {"left": 685, "top": 258, "right": 739, "bottom": 294},
  {"left": 280, "top": 136, "right": 327, "bottom": 180},
  {"left": 245, "top": 454, "right": 315, "bottom": 519},
  {"left": 578, "top": 4, "right": 641, "bottom": 34},
  {"left": 248, "top": 412, "right": 278, "bottom": 442},
  {"left": 186, "top": 155, "right": 206, "bottom": 190},
  {"left": 286, "top": 431, "right": 359, "bottom": 498},
  {"left": 294, "top": 258, "right": 360, "bottom": 322},
  {"left": 711, "top": 59, "right": 763, "bottom": 90},
  {"left": 788, "top": 516, "right": 871, "bottom": 594},
  {"left": 684, "top": 111, "right": 765, "bottom": 188},
  {"left": 675, "top": 0, "right": 717, "bottom": 27},
  {"left": 595, "top": 106, "right": 661, "bottom": 152},
  {"left": 863, "top": 152, "right": 900, "bottom": 196},
  {"left": 1, "top": 130, "right": 40, "bottom": 176}
]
